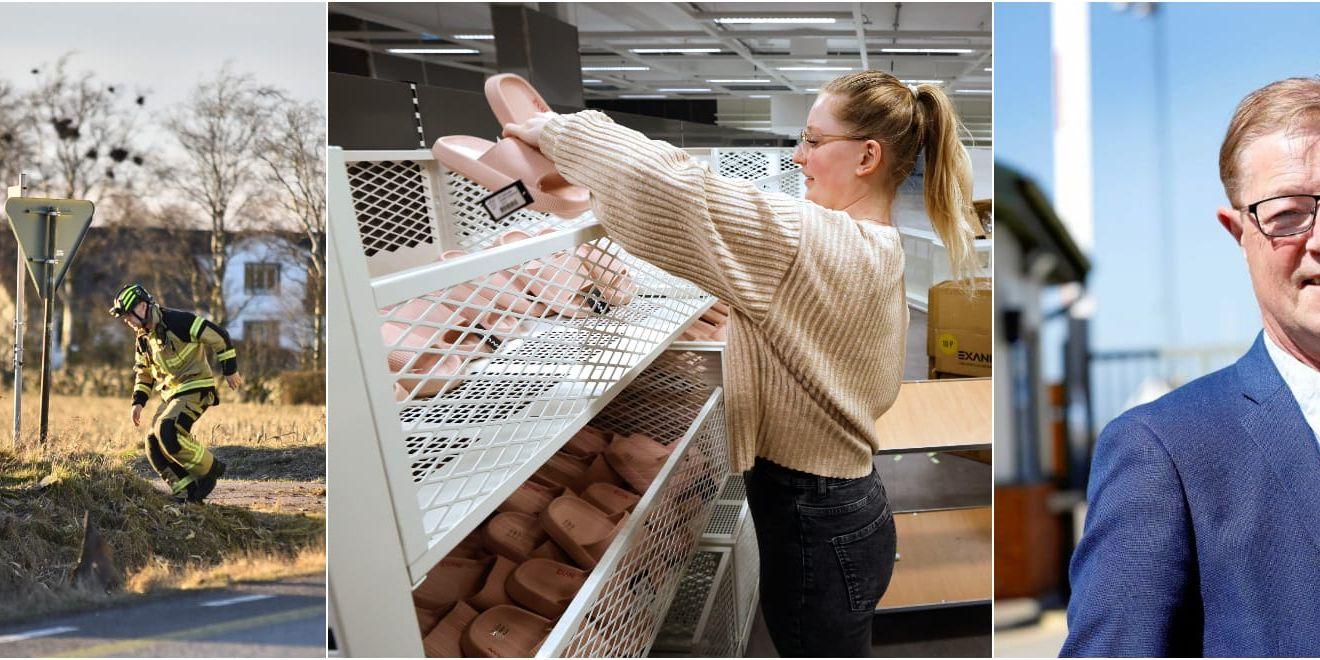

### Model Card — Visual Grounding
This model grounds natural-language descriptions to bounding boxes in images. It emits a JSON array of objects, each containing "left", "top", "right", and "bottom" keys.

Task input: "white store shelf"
[
  {"left": 537, "top": 351, "right": 731, "bottom": 657},
  {"left": 330, "top": 147, "right": 720, "bottom": 587}
]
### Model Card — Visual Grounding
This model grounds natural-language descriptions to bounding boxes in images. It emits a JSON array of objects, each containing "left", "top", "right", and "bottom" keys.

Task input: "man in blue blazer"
[{"left": 1063, "top": 77, "right": 1320, "bottom": 657}]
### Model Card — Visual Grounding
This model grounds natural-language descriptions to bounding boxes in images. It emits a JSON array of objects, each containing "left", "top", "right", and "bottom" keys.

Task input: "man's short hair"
[{"left": 1218, "top": 77, "right": 1320, "bottom": 207}]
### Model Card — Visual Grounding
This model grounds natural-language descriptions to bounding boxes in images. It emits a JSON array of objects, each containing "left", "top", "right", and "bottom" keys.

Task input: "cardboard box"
[{"left": 927, "top": 278, "right": 992, "bottom": 378}]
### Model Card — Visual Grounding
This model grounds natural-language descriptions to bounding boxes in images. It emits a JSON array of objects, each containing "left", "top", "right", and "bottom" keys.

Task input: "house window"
[
  {"left": 245, "top": 262, "right": 280, "bottom": 295},
  {"left": 245, "top": 320, "right": 281, "bottom": 346}
]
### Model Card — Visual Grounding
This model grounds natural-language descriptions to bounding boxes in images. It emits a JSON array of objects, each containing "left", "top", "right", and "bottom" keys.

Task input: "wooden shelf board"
[
  {"left": 876, "top": 506, "right": 991, "bottom": 611},
  {"left": 874, "top": 378, "right": 991, "bottom": 453}
]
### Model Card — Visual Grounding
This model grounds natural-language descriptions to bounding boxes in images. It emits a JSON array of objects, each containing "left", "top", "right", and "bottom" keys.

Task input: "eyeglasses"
[
  {"left": 1240, "top": 193, "right": 1319, "bottom": 238},
  {"left": 795, "top": 129, "right": 868, "bottom": 153}
]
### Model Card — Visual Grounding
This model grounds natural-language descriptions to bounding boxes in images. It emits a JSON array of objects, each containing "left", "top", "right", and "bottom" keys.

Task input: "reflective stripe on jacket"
[{"left": 132, "top": 307, "right": 238, "bottom": 406}]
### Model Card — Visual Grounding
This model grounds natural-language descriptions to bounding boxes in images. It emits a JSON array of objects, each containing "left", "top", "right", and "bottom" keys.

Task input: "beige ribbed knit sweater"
[{"left": 542, "top": 110, "right": 908, "bottom": 479}]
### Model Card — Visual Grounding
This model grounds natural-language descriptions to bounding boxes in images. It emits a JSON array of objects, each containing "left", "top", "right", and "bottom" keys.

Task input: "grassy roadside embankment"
[{"left": 0, "top": 393, "right": 326, "bottom": 623}]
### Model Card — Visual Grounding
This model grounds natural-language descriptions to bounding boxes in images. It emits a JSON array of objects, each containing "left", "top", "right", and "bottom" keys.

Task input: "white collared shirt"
[{"left": 1263, "top": 331, "right": 1320, "bottom": 448}]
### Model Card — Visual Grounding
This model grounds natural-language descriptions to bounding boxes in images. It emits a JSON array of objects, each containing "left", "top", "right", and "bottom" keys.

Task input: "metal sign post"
[
  {"left": 6, "top": 174, "right": 29, "bottom": 448},
  {"left": 4, "top": 196, "right": 94, "bottom": 444}
]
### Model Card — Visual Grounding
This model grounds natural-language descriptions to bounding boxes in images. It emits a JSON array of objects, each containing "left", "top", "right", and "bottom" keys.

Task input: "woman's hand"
[{"left": 501, "top": 111, "right": 557, "bottom": 150}]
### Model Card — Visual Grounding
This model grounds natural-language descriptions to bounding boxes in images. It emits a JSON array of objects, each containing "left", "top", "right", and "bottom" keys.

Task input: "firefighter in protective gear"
[{"left": 109, "top": 283, "right": 243, "bottom": 503}]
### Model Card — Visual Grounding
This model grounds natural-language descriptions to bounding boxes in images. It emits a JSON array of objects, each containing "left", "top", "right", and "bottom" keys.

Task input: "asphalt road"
[{"left": 0, "top": 575, "right": 325, "bottom": 657}]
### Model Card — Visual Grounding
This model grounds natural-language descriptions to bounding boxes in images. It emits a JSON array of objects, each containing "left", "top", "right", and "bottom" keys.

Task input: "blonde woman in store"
[{"left": 504, "top": 71, "right": 979, "bottom": 657}]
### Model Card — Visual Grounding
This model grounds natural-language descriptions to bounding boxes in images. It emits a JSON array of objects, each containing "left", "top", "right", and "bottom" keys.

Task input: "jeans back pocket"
[{"left": 831, "top": 508, "right": 897, "bottom": 612}]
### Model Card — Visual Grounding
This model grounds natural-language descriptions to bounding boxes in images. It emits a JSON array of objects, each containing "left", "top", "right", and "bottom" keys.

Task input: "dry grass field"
[{"left": 0, "top": 391, "right": 325, "bottom": 623}]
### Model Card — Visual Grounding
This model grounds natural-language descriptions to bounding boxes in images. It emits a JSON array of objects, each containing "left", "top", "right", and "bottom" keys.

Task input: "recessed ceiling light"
[
  {"left": 776, "top": 66, "right": 852, "bottom": 72},
  {"left": 629, "top": 48, "right": 721, "bottom": 54},
  {"left": 388, "top": 48, "right": 479, "bottom": 55},
  {"left": 901, "top": 79, "right": 945, "bottom": 85},
  {"left": 582, "top": 79, "right": 604, "bottom": 84},
  {"left": 748, "top": 95, "right": 771, "bottom": 99},
  {"left": 984, "top": 67, "right": 993, "bottom": 72},
  {"left": 881, "top": 48, "right": 975, "bottom": 54},
  {"left": 708, "top": 79, "right": 770, "bottom": 84},
  {"left": 582, "top": 66, "right": 650, "bottom": 71},
  {"left": 713, "top": 17, "right": 837, "bottom": 24},
  {"left": 619, "top": 94, "right": 668, "bottom": 99},
  {"left": 656, "top": 88, "right": 712, "bottom": 93},
  {"left": 452, "top": 34, "right": 494, "bottom": 40},
  {"left": 954, "top": 89, "right": 992, "bottom": 94}
]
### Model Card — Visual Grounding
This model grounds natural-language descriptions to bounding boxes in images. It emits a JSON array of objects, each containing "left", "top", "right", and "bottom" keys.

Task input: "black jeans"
[{"left": 744, "top": 457, "right": 897, "bottom": 657}]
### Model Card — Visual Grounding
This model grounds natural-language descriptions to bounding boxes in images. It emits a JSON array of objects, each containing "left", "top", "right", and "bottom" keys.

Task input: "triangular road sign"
[{"left": 4, "top": 197, "right": 95, "bottom": 299}]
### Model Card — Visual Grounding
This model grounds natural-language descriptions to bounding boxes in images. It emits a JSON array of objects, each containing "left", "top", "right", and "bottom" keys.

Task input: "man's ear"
[
  {"left": 1217, "top": 205, "right": 1246, "bottom": 245},
  {"left": 856, "top": 140, "right": 883, "bottom": 177}
]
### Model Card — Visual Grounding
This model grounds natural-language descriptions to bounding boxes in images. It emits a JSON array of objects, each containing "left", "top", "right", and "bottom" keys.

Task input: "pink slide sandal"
[
  {"left": 537, "top": 228, "right": 639, "bottom": 309},
  {"left": 380, "top": 298, "right": 489, "bottom": 401},
  {"left": 437, "top": 248, "right": 546, "bottom": 342},
  {"left": 540, "top": 494, "right": 629, "bottom": 570},
  {"left": 496, "top": 230, "right": 598, "bottom": 318},
  {"left": 432, "top": 134, "right": 589, "bottom": 218}
]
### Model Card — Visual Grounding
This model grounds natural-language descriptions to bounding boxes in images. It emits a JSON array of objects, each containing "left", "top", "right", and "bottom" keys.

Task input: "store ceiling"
[{"left": 329, "top": 2, "right": 992, "bottom": 142}]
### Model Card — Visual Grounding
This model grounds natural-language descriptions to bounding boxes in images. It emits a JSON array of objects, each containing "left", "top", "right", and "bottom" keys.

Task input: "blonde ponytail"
[
  {"left": 823, "top": 72, "right": 982, "bottom": 282},
  {"left": 915, "top": 85, "right": 978, "bottom": 282}
]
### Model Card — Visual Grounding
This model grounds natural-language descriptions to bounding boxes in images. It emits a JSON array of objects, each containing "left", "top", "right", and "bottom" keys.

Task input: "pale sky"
[{"left": 0, "top": 2, "right": 325, "bottom": 198}]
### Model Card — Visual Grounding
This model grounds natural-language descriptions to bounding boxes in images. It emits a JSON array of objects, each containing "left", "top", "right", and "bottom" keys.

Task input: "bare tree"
[
  {"left": 165, "top": 66, "right": 276, "bottom": 328},
  {"left": 23, "top": 55, "right": 149, "bottom": 367},
  {"left": 256, "top": 99, "right": 326, "bottom": 369},
  {"left": 0, "top": 79, "right": 37, "bottom": 190}
]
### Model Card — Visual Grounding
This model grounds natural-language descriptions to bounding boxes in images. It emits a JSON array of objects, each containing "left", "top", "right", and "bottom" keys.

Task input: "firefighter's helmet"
[{"left": 110, "top": 283, "right": 155, "bottom": 318}]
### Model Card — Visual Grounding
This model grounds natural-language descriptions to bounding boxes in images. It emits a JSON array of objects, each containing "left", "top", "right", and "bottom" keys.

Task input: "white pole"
[
  {"left": 1051, "top": 2, "right": 1094, "bottom": 255},
  {"left": 9, "top": 172, "right": 28, "bottom": 448}
]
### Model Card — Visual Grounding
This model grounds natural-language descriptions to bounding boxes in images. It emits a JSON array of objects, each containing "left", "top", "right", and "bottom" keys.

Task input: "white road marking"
[
  {"left": 201, "top": 594, "right": 274, "bottom": 607},
  {"left": 0, "top": 626, "right": 78, "bottom": 644}
]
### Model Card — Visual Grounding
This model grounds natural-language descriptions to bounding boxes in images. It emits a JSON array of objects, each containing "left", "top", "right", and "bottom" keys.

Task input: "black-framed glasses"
[
  {"left": 1241, "top": 193, "right": 1319, "bottom": 238},
  {"left": 795, "top": 129, "right": 868, "bottom": 153}
]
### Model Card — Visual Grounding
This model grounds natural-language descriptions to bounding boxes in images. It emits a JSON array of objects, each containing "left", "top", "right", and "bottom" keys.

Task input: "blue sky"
[{"left": 996, "top": 3, "right": 1320, "bottom": 351}]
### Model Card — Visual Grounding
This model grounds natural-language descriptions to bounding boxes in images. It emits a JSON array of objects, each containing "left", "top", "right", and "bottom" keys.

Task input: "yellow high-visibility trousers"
[{"left": 146, "top": 390, "right": 217, "bottom": 494}]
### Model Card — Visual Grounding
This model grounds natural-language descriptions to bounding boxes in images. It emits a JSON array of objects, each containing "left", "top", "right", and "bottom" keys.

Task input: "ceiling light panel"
[{"left": 388, "top": 48, "right": 478, "bottom": 54}]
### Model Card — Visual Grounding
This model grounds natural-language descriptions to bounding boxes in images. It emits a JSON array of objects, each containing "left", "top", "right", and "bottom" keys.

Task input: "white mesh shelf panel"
[
  {"left": 540, "top": 353, "right": 729, "bottom": 658},
  {"left": 653, "top": 472, "right": 759, "bottom": 658},
  {"left": 331, "top": 148, "right": 719, "bottom": 585},
  {"left": 712, "top": 147, "right": 805, "bottom": 200},
  {"left": 651, "top": 548, "right": 739, "bottom": 657}
]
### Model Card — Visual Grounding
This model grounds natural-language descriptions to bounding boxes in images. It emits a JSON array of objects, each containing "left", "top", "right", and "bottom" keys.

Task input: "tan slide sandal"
[
  {"left": 462, "top": 604, "right": 555, "bottom": 657},
  {"left": 581, "top": 482, "right": 640, "bottom": 517},
  {"left": 577, "top": 454, "right": 631, "bottom": 492},
  {"left": 540, "top": 494, "right": 629, "bottom": 570},
  {"left": 507, "top": 558, "right": 588, "bottom": 619},
  {"left": 529, "top": 538, "right": 573, "bottom": 565},
  {"left": 498, "top": 480, "right": 564, "bottom": 516},
  {"left": 483, "top": 512, "right": 550, "bottom": 563},
  {"left": 417, "top": 607, "right": 441, "bottom": 637},
  {"left": 604, "top": 433, "right": 675, "bottom": 493},
  {"left": 529, "top": 452, "right": 589, "bottom": 491},
  {"left": 468, "top": 555, "right": 517, "bottom": 611},
  {"left": 564, "top": 425, "right": 611, "bottom": 457},
  {"left": 423, "top": 600, "right": 480, "bottom": 657},
  {"left": 413, "top": 556, "right": 490, "bottom": 611}
]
